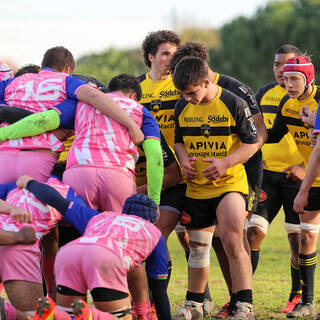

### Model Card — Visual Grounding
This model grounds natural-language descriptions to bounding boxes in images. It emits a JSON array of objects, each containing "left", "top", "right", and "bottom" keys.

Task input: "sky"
[{"left": 2, "top": 0, "right": 272, "bottom": 68}]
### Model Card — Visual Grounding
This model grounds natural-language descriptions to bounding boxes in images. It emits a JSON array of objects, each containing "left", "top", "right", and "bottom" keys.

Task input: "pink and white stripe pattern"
[
  {"left": 75, "top": 212, "right": 161, "bottom": 272},
  {"left": 0, "top": 177, "right": 69, "bottom": 245},
  {"left": 0, "top": 69, "right": 68, "bottom": 152},
  {"left": 66, "top": 92, "right": 143, "bottom": 174}
]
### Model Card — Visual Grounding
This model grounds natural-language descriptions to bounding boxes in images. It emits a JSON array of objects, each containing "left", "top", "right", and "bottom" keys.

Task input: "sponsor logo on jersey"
[
  {"left": 207, "top": 115, "right": 229, "bottom": 124},
  {"left": 189, "top": 140, "right": 227, "bottom": 150},
  {"left": 259, "top": 189, "right": 267, "bottom": 202},
  {"left": 285, "top": 107, "right": 300, "bottom": 116},
  {"left": 142, "top": 93, "right": 154, "bottom": 99},
  {"left": 201, "top": 124, "right": 211, "bottom": 138},
  {"left": 151, "top": 99, "right": 161, "bottom": 112},
  {"left": 180, "top": 212, "right": 191, "bottom": 224},
  {"left": 264, "top": 96, "right": 282, "bottom": 103},
  {"left": 159, "top": 89, "right": 180, "bottom": 99},
  {"left": 184, "top": 116, "right": 203, "bottom": 123}
]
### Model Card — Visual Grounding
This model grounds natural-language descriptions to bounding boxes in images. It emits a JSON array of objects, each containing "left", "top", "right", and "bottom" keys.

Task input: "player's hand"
[
  {"left": 300, "top": 106, "right": 315, "bottom": 127},
  {"left": 181, "top": 157, "right": 198, "bottom": 181},
  {"left": 128, "top": 123, "right": 144, "bottom": 145},
  {"left": 202, "top": 158, "right": 229, "bottom": 180},
  {"left": 282, "top": 165, "right": 305, "bottom": 181},
  {"left": 17, "top": 226, "right": 36, "bottom": 245},
  {"left": 16, "top": 175, "right": 33, "bottom": 189},
  {"left": 10, "top": 206, "right": 33, "bottom": 223},
  {"left": 293, "top": 190, "right": 308, "bottom": 214},
  {"left": 310, "top": 130, "right": 318, "bottom": 148}
]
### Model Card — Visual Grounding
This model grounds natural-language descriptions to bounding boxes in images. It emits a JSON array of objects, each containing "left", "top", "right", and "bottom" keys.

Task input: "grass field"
[
  {"left": 1, "top": 209, "right": 319, "bottom": 319},
  {"left": 167, "top": 209, "right": 320, "bottom": 319}
]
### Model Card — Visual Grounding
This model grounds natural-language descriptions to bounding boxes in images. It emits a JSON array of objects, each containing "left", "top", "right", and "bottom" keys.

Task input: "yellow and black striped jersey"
[
  {"left": 256, "top": 82, "right": 303, "bottom": 172},
  {"left": 215, "top": 73, "right": 261, "bottom": 116},
  {"left": 269, "top": 85, "right": 320, "bottom": 186},
  {"left": 137, "top": 72, "right": 181, "bottom": 149},
  {"left": 174, "top": 86, "right": 258, "bottom": 199}
]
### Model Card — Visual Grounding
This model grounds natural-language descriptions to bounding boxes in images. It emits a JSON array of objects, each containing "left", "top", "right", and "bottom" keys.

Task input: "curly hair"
[
  {"left": 170, "top": 41, "right": 209, "bottom": 74},
  {"left": 142, "top": 30, "right": 180, "bottom": 68}
]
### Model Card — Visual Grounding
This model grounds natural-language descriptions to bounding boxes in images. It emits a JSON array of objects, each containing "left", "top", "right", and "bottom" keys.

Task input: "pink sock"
[
  {"left": 89, "top": 307, "right": 115, "bottom": 320},
  {"left": 54, "top": 306, "right": 73, "bottom": 319},
  {"left": 133, "top": 301, "right": 152, "bottom": 320},
  {"left": 4, "top": 301, "right": 17, "bottom": 320}
]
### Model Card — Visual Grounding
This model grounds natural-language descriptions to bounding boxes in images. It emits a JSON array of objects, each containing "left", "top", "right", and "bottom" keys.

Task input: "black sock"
[
  {"left": 236, "top": 289, "right": 253, "bottom": 304},
  {"left": 185, "top": 251, "right": 190, "bottom": 262},
  {"left": 229, "top": 293, "right": 237, "bottom": 311},
  {"left": 289, "top": 260, "right": 302, "bottom": 301},
  {"left": 250, "top": 249, "right": 260, "bottom": 274},
  {"left": 299, "top": 251, "right": 317, "bottom": 304},
  {"left": 167, "top": 260, "right": 172, "bottom": 287},
  {"left": 203, "top": 282, "right": 212, "bottom": 301},
  {"left": 186, "top": 291, "right": 204, "bottom": 303}
]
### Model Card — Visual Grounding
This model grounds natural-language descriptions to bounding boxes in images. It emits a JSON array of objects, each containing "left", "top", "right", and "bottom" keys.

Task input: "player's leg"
[
  {"left": 281, "top": 178, "right": 302, "bottom": 313},
  {"left": 247, "top": 170, "right": 282, "bottom": 273},
  {"left": 217, "top": 192, "right": 254, "bottom": 320},
  {"left": 287, "top": 206, "right": 320, "bottom": 318}
]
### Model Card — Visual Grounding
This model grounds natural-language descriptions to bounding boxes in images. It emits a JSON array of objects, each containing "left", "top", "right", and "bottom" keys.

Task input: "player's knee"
[
  {"left": 285, "top": 223, "right": 301, "bottom": 235},
  {"left": 188, "top": 230, "right": 213, "bottom": 268},
  {"left": 299, "top": 222, "right": 320, "bottom": 234},
  {"left": 247, "top": 214, "right": 269, "bottom": 235}
]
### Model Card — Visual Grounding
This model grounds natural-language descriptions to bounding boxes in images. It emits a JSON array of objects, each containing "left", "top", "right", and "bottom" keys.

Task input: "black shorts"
[
  {"left": 180, "top": 192, "right": 246, "bottom": 229},
  {"left": 160, "top": 184, "right": 186, "bottom": 214},
  {"left": 304, "top": 187, "right": 320, "bottom": 211},
  {"left": 255, "top": 170, "right": 300, "bottom": 225},
  {"left": 244, "top": 150, "right": 263, "bottom": 213}
]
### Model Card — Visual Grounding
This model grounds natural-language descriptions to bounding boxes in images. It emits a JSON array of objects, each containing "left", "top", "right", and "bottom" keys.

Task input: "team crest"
[
  {"left": 180, "top": 211, "right": 191, "bottom": 225},
  {"left": 259, "top": 190, "right": 267, "bottom": 202},
  {"left": 201, "top": 124, "right": 211, "bottom": 138},
  {"left": 150, "top": 99, "right": 161, "bottom": 112}
]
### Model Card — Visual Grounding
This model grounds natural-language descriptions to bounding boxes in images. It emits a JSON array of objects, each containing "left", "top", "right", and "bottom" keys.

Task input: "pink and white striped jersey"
[
  {"left": 0, "top": 69, "right": 73, "bottom": 152},
  {"left": 0, "top": 177, "right": 69, "bottom": 245},
  {"left": 66, "top": 92, "right": 144, "bottom": 174},
  {"left": 73, "top": 213, "right": 161, "bottom": 272}
]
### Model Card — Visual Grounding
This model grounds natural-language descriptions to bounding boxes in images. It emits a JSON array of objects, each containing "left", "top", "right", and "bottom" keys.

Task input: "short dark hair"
[
  {"left": 142, "top": 30, "right": 180, "bottom": 68},
  {"left": 73, "top": 73, "right": 108, "bottom": 92},
  {"left": 173, "top": 56, "right": 208, "bottom": 92},
  {"left": 276, "top": 44, "right": 302, "bottom": 56},
  {"left": 41, "top": 46, "right": 75, "bottom": 72},
  {"left": 15, "top": 64, "right": 41, "bottom": 77},
  {"left": 108, "top": 74, "right": 142, "bottom": 101},
  {"left": 170, "top": 41, "right": 208, "bottom": 73}
]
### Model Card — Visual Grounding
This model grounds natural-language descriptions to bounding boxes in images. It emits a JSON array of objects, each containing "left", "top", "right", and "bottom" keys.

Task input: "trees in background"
[{"left": 75, "top": 0, "right": 320, "bottom": 91}]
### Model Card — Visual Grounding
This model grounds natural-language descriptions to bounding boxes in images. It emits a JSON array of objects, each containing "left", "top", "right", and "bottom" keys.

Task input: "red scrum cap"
[{"left": 283, "top": 56, "right": 314, "bottom": 87}]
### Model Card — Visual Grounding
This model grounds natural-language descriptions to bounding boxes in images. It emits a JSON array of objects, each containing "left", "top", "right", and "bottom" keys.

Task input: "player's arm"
[
  {"left": 0, "top": 104, "right": 33, "bottom": 124},
  {"left": 266, "top": 97, "right": 289, "bottom": 143},
  {"left": 145, "top": 234, "right": 171, "bottom": 319},
  {"left": 75, "top": 84, "right": 144, "bottom": 145},
  {"left": 294, "top": 133, "right": 320, "bottom": 213},
  {"left": 140, "top": 108, "right": 164, "bottom": 205},
  {"left": 0, "top": 99, "right": 77, "bottom": 142},
  {"left": 17, "top": 176, "right": 99, "bottom": 234},
  {"left": 0, "top": 227, "right": 36, "bottom": 246},
  {"left": 174, "top": 100, "right": 197, "bottom": 181}
]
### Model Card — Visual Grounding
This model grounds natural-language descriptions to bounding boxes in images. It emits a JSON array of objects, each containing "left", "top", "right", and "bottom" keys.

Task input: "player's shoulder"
[{"left": 137, "top": 73, "right": 147, "bottom": 83}]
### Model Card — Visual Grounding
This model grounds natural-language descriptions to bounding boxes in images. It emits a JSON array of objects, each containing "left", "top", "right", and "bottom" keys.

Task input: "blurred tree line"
[{"left": 75, "top": 0, "right": 320, "bottom": 92}]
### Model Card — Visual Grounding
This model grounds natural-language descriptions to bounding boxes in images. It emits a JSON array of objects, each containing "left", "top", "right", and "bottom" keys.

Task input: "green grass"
[
  {"left": 168, "top": 209, "right": 320, "bottom": 319},
  {"left": 1, "top": 209, "right": 319, "bottom": 319}
]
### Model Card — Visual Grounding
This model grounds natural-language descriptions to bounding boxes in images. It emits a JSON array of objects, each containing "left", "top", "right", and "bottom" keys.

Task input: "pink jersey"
[
  {"left": 66, "top": 92, "right": 143, "bottom": 174},
  {"left": 73, "top": 213, "right": 161, "bottom": 272},
  {"left": 0, "top": 69, "right": 72, "bottom": 152},
  {"left": 0, "top": 177, "right": 69, "bottom": 245}
]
